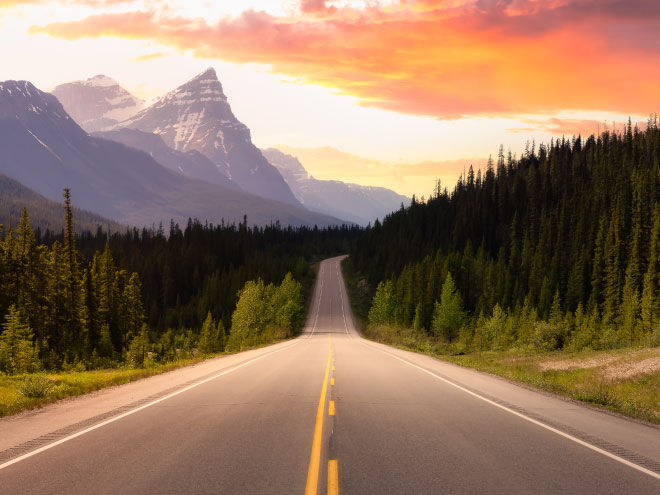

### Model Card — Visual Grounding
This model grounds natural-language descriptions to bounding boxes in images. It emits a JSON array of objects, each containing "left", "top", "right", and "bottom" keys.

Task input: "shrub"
[
  {"left": 18, "top": 375, "right": 55, "bottom": 398},
  {"left": 532, "top": 321, "right": 563, "bottom": 351}
]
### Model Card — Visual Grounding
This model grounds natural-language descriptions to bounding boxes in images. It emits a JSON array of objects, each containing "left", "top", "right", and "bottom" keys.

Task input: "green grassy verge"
[
  {"left": 341, "top": 259, "right": 660, "bottom": 424},
  {"left": 0, "top": 359, "right": 203, "bottom": 418}
]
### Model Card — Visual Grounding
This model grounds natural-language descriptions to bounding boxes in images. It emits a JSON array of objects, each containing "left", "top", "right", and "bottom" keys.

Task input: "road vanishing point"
[{"left": 2, "top": 256, "right": 660, "bottom": 494}]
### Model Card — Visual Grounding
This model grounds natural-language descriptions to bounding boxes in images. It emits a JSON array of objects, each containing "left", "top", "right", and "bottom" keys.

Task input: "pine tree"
[
  {"left": 368, "top": 280, "right": 396, "bottom": 326},
  {"left": 431, "top": 273, "right": 466, "bottom": 341},
  {"left": 198, "top": 311, "right": 217, "bottom": 355},
  {"left": 121, "top": 272, "right": 145, "bottom": 349},
  {"left": 127, "top": 324, "right": 149, "bottom": 368},
  {"left": 0, "top": 305, "right": 39, "bottom": 374}
]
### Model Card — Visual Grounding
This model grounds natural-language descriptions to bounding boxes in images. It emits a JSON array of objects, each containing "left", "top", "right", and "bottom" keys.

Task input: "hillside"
[
  {"left": 0, "top": 173, "right": 124, "bottom": 233},
  {"left": 351, "top": 120, "right": 660, "bottom": 351}
]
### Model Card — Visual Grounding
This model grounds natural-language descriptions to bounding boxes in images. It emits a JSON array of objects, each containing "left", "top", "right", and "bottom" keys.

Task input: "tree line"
[
  {"left": 354, "top": 117, "right": 660, "bottom": 352},
  {"left": 0, "top": 191, "right": 360, "bottom": 373}
]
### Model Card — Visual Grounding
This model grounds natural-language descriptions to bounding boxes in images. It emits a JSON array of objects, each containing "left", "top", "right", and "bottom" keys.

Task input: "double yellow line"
[{"left": 305, "top": 335, "right": 338, "bottom": 495}]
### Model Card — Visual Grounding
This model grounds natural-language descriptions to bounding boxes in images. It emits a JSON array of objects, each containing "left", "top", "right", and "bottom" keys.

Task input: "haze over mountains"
[
  {"left": 0, "top": 79, "right": 341, "bottom": 228},
  {"left": 0, "top": 173, "right": 124, "bottom": 234},
  {"left": 262, "top": 148, "right": 408, "bottom": 226},
  {"left": 1, "top": 67, "right": 410, "bottom": 230}
]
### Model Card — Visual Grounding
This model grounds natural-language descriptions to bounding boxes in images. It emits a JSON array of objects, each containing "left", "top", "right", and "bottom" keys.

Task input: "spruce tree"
[{"left": 431, "top": 273, "right": 466, "bottom": 341}]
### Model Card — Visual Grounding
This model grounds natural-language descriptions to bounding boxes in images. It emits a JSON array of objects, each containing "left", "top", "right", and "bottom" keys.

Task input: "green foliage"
[
  {"left": 17, "top": 375, "right": 55, "bottom": 398},
  {"left": 431, "top": 273, "right": 466, "bottom": 341},
  {"left": 475, "top": 304, "right": 507, "bottom": 351},
  {"left": 368, "top": 280, "right": 396, "bottom": 326},
  {"left": 198, "top": 311, "right": 224, "bottom": 355},
  {"left": 228, "top": 273, "right": 304, "bottom": 351},
  {"left": 127, "top": 325, "right": 150, "bottom": 369},
  {"left": 0, "top": 306, "right": 39, "bottom": 374}
]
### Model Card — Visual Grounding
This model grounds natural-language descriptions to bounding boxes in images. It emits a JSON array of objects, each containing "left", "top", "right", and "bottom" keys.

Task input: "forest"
[
  {"left": 0, "top": 190, "right": 360, "bottom": 374},
  {"left": 352, "top": 117, "right": 660, "bottom": 352}
]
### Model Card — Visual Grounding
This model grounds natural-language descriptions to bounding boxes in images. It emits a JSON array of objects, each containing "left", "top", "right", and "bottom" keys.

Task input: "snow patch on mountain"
[
  {"left": 114, "top": 67, "right": 300, "bottom": 206},
  {"left": 52, "top": 75, "right": 145, "bottom": 133}
]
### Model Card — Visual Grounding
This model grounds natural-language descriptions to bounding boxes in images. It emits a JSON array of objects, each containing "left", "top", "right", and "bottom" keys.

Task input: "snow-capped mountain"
[
  {"left": 94, "top": 128, "right": 237, "bottom": 190},
  {"left": 262, "top": 148, "right": 409, "bottom": 226},
  {"left": 52, "top": 75, "right": 145, "bottom": 133},
  {"left": 116, "top": 68, "right": 300, "bottom": 206},
  {"left": 0, "top": 79, "right": 344, "bottom": 228}
]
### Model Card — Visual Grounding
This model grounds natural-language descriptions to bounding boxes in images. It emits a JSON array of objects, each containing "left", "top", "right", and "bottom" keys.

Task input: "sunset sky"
[{"left": 1, "top": 0, "right": 657, "bottom": 197}]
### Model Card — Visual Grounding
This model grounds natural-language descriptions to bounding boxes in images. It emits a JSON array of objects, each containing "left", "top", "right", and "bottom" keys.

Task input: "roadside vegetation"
[
  {"left": 0, "top": 274, "right": 306, "bottom": 418},
  {"left": 345, "top": 258, "right": 660, "bottom": 423}
]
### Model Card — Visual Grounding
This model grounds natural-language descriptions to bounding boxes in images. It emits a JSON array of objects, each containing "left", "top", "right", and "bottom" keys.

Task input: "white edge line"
[
  {"left": 0, "top": 341, "right": 299, "bottom": 472},
  {"left": 336, "top": 261, "right": 350, "bottom": 337},
  {"left": 309, "top": 267, "right": 324, "bottom": 338},
  {"left": 368, "top": 343, "right": 660, "bottom": 482}
]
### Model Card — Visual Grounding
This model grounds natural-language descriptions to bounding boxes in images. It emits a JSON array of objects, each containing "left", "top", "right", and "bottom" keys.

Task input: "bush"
[
  {"left": 532, "top": 321, "right": 564, "bottom": 351},
  {"left": 18, "top": 375, "right": 55, "bottom": 398}
]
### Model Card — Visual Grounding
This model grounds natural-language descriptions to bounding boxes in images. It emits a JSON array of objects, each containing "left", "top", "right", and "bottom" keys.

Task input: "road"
[{"left": 2, "top": 255, "right": 660, "bottom": 494}]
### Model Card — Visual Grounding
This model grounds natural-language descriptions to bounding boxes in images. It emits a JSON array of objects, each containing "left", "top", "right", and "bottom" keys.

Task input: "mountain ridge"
[
  {"left": 114, "top": 68, "right": 300, "bottom": 206},
  {"left": 262, "top": 147, "right": 409, "bottom": 226},
  {"left": 0, "top": 79, "right": 345, "bottom": 228}
]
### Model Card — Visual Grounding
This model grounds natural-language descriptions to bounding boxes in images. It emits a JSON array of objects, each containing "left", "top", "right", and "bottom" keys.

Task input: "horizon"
[{"left": 1, "top": 0, "right": 657, "bottom": 197}]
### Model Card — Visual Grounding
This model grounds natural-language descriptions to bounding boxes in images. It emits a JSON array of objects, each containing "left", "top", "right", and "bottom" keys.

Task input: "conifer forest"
[
  {"left": 352, "top": 119, "right": 660, "bottom": 352},
  {"left": 0, "top": 189, "right": 360, "bottom": 374}
]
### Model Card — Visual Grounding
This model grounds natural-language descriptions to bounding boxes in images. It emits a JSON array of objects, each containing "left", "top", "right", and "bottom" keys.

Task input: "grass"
[
  {"left": 340, "top": 259, "right": 660, "bottom": 424},
  {"left": 0, "top": 359, "right": 203, "bottom": 418}
]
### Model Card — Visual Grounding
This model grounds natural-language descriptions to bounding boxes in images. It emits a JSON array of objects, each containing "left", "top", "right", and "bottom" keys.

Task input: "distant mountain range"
[
  {"left": 52, "top": 75, "right": 145, "bottom": 133},
  {"left": 0, "top": 79, "right": 341, "bottom": 228},
  {"left": 1, "top": 68, "right": 409, "bottom": 230},
  {"left": 262, "top": 148, "right": 409, "bottom": 226}
]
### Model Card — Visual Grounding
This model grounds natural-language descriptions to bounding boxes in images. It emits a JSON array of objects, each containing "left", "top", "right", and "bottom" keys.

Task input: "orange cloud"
[
  {"left": 129, "top": 51, "right": 168, "bottom": 62},
  {"left": 28, "top": 1, "right": 660, "bottom": 119},
  {"left": 507, "top": 118, "right": 602, "bottom": 136}
]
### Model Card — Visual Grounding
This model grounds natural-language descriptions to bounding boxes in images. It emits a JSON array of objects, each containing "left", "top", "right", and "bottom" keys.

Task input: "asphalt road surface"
[{"left": 2, "top": 255, "right": 660, "bottom": 494}]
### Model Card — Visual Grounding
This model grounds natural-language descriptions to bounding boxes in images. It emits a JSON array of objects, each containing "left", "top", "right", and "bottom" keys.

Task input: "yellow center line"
[
  {"left": 332, "top": 365, "right": 335, "bottom": 371},
  {"left": 328, "top": 460, "right": 339, "bottom": 495},
  {"left": 329, "top": 401, "right": 336, "bottom": 415},
  {"left": 330, "top": 378, "right": 335, "bottom": 386},
  {"left": 305, "top": 334, "right": 332, "bottom": 495}
]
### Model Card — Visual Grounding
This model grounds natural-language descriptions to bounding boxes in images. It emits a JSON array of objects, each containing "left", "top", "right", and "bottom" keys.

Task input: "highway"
[{"left": 2, "top": 255, "right": 660, "bottom": 493}]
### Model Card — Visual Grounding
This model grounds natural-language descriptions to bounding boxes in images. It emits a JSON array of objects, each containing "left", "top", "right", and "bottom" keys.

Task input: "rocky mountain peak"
[
  {"left": 114, "top": 68, "right": 300, "bottom": 206},
  {"left": 0, "top": 79, "right": 79, "bottom": 132},
  {"left": 52, "top": 75, "right": 144, "bottom": 133}
]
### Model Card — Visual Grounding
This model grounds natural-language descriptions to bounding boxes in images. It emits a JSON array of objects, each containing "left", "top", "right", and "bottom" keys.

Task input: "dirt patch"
[
  {"left": 604, "top": 356, "right": 660, "bottom": 381},
  {"left": 539, "top": 355, "right": 620, "bottom": 371}
]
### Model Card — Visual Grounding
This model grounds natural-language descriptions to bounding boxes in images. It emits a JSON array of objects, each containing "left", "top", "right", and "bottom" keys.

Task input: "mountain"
[
  {"left": 115, "top": 68, "right": 300, "bottom": 206},
  {"left": 93, "top": 128, "right": 236, "bottom": 189},
  {"left": 51, "top": 75, "right": 145, "bottom": 133},
  {"left": 0, "top": 79, "right": 344, "bottom": 228},
  {"left": 262, "top": 148, "right": 409, "bottom": 226},
  {"left": 0, "top": 173, "right": 125, "bottom": 234}
]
